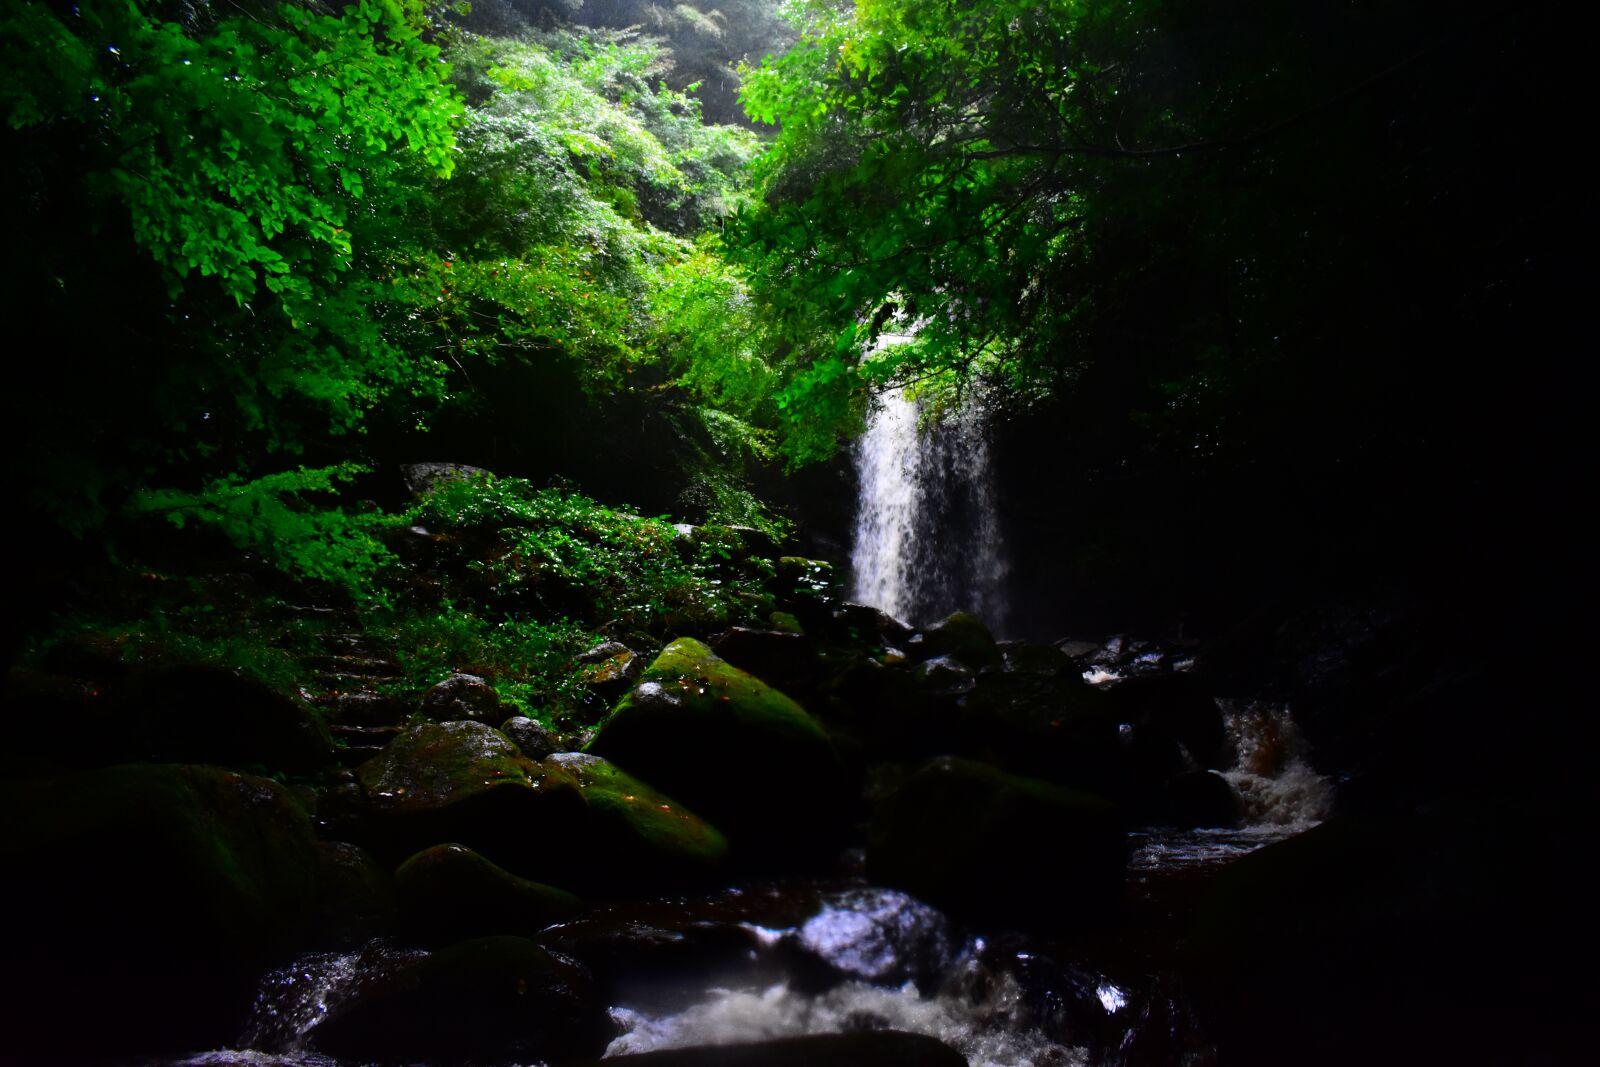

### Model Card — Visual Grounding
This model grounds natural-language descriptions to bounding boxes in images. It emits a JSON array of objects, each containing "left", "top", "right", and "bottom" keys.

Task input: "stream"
[
  {"left": 132, "top": 387, "right": 1335, "bottom": 1067},
  {"left": 139, "top": 695, "right": 1327, "bottom": 1067}
]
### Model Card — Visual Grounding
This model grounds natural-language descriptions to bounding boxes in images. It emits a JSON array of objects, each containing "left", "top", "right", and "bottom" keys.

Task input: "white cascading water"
[{"left": 851, "top": 364, "right": 1009, "bottom": 631}]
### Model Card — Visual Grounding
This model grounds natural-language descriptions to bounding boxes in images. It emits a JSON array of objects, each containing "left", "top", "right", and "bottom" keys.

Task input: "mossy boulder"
[
  {"left": 395, "top": 843, "right": 581, "bottom": 940},
  {"left": 955, "top": 670, "right": 1122, "bottom": 795},
  {"left": 356, "top": 720, "right": 586, "bottom": 877},
  {"left": 867, "top": 756, "right": 1124, "bottom": 929},
  {"left": 578, "top": 640, "right": 644, "bottom": 702},
  {"left": 914, "top": 611, "right": 1002, "bottom": 670},
  {"left": 586, "top": 638, "right": 848, "bottom": 860},
  {"left": 500, "top": 714, "right": 557, "bottom": 759},
  {"left": 124, "top": 663, "right": 334, "bottom": 773},
  {"left": 310, "top": 935, "right": 609, "bottom": 1063},
  {"left": 419, "top": 672, "right": 502, "bottom": 725},
  {"left": 548, "top": 751, "right": 729, "bottom": 887},
  {"left": 2, "top": 764, "right": 326, "bottom": 1056}
]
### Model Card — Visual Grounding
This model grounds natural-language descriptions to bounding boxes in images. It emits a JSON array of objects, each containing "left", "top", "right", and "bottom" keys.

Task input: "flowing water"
[
  {"left": 129, "top": 388, "right": 1338, "bottom": 1065},
  {"left": 183, "top": 697, "right": 1328, "bottom": 1067},
  {"left": 851, "top": 376, "right": 1009, "bottom": 632}
]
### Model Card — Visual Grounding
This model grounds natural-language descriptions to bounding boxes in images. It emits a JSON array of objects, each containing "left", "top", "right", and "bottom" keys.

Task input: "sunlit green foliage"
[
  {"left": 738, "top": 0, "right": 1511, "bottom": 466},
  {"left": 413, "top": 30, "right": 772, "bottom": 400},
  {"left": 410, "top": 475, "right": 774, "bottom": 634},
  {"left": 383, "top": 607, "right": 597, "bottom": 719},
  {"left": 132, "top": 464, "right": 395, "bottom": 594},
  {"left": 2, "top": 0, "right": 466, "bottom": 532}
]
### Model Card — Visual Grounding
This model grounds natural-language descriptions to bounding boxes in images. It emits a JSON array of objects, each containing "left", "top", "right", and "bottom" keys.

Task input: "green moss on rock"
[
  {"left": 395, "top": 843, "right": 581, "bottom": 939},
  {"left": 587, "top": 638, "right": 848, "bottom": 860},
  {"left": 2, "top": 764, "right": 326, "bottom": 1055},
  {"left": 356, "top": 720, "right": 586, "bottom": 878},
  {"left": 549, "top": 751, "right": 729, "bottom": 873}
]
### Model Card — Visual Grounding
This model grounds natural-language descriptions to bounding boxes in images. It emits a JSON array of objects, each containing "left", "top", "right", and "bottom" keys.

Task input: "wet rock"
[
  {"left": 1055, "top": 639, "right": 1102, "bottom": 661},
  {"left": 400, "top": 461, "right": 494, "bottom": 497},
  {"left": 319, "top": 689, "right": 413, "bottom": 728},
  {"left": 820, "top": 657, "right": 936, "bottom": 759},
  {"left": 547, "top": 752, "right": 729, "bottom": 889},
  {"left": 540, "top": 899, "right": 791, "bottom": 1012},
  {"left": 395, "top": 843, "right": 581, "bottom": 940},
  {"left": 787, "top": 887, "right": 959, "bottom": 995},
  {"left": 2, "top": 764, "right": 326, "bottom": 1057},
  {"left": 711, "top": 627, "right": 818, "bottom": 692},
  {"left": 868, "top": 756, "right": 1124, "bottom": 929},
  {"left": 773, "top": 557, "right": 837, "bottom": 627},
  {"left": 915, "top": 611, "right": 1002, "bottom": 670},
  {"left": 37, "top": 630, "right": 133, "bottom": 684},
  {"left": 999, "top": 639, "right": 1076, "bottom": 675},
  {"left": 316, "top": 840, "right": 397, "bottom": 943},
  {"left": 576, "top": 1030, "right": 968, "bottom": 1066},
  {"left": 1107, "top": 673, "right": 1227, "bottom": 769},
  {"left": 501, "top": 715, "right": 557, "bottom": 760},
  {"left": 586, "top": 638, "right": 848, "bottom": 861},
  {"left": 956, "top": 671, "right": 1122, "bottom": 795},
  {"left": 128, "top": 663, "right": 335, "bottom": 773},
  {"left": 310, "top": 935, "right": 608, "bottom": 1063},
  {"left": 768, "top": 610, "right": 806, "bottom": 634},
  {"left": 356, "top": 720, "right": 585, "bottom": 876},
  {"left": 1117, "top": 723, "right": 1189, "bottom": 820},
  {"left": 1163, "top": 770, "right": 1240, "bottom": 829},
  {"left": 833, "top": 602, "right": 914, "bottom": 646},
  {"left": 914, "top": 655, "right": 976, "bottom": 696},
  {"left": 579, "top": 641, "right": 645, "bottom": 702},
  {"left": 419, "top": 672, "right": 502, "bottom": 725}
]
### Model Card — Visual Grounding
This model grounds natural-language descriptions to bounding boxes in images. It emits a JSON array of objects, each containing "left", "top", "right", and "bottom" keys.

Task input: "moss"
[
  {"left": 395, "top": 843, "right": 582, "bottom": 936},
  {"left": 548, "top": 752, "right": 728, "bottom": 868},
  {"left": 585, "top": 639, "right": 847, "bottom": 859},
  {"left": 610, "top": 637, "right": 829, "bottom": 745},
  {"left": 357, "top": 720, "right": 569, "bottom": 817}
]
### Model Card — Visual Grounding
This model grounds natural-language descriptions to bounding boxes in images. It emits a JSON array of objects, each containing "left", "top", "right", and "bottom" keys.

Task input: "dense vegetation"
[
  {"left": 2, "top": 0, "right": 1582, "bottom": 696},
  {"left": 1, "top": 4, "right": 1584, "bottom": 1064}
]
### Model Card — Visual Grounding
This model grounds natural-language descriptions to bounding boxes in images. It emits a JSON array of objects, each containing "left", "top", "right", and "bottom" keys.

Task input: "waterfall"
[{"left": 851, "top": 368, "right": 1008, "bottom": 631}]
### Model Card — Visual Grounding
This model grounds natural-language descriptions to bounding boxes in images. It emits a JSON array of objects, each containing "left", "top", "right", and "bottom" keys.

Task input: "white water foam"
[
  {"left": 1217, "top": 699, "right": 1333, "bottom": 827},
  {"left": 605, "top": 976, "right": 1085, "bottom": 1066}
]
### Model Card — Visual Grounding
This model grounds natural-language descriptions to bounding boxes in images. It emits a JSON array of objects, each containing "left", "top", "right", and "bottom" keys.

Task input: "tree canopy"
[{"left": 731, "top": 0, "right": 1583, "bottom": 481}]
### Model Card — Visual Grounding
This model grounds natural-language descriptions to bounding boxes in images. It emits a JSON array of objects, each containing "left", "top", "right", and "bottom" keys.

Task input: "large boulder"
[
  {"left": 954, "top": 670, "right": 1122, "bottom": 796},
  {"left": 912, "top": 611, "right": 1002, "bottom": 670},
  {"left": 310, "top": 935, "right": 609, "bottom": 1063},
  {"left": 2, "top": 764, "right": 326, "bottom": 1056},
  {"left": 1106, "top": 672, "right": 1227, "bottom": 770},
  {"left": 419, "top": 672, "right": 502, "bottom": 725},
  {"left": 586, "top": 638, "right": 848, "bottom": 861},
  {"left": 547, "top": 752, "right": 729, "bottom": 888},
  {"left": 355, "top": 720, "right": 586, "bottom": 877},
  {"left": 394, "top": 843, "right": 582, "bottom": 941},
  {"left": 867, "top": 756, "right": 1124, "bottom": 929},
  {"left": 127, "top": 663, "right": 335, "bottom": 773},
  {"left": 578, "top": 640, "right": 646, "bottom": 703}
]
